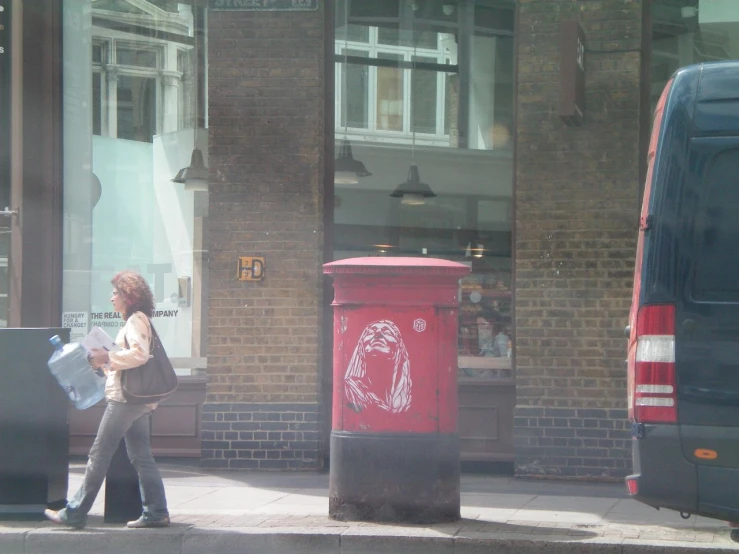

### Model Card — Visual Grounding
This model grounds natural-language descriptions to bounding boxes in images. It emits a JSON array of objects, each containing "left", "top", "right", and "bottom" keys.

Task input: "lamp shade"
[
  {"left": 390, "top": 164, "right": 436, "bottom": 205},
  {"left": 91, "top": 172, "right": 102, "bottom": 207},
  {"left": 173, "top": 148, "right": 209, "bottom": 192},
  {"left": 334, "top": 139, "right": 372, "bottom": 184}
]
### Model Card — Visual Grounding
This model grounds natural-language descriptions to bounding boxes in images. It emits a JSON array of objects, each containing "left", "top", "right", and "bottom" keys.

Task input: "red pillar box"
[{"left": 323, "top": 257, "right": 470, "bottom": 523}]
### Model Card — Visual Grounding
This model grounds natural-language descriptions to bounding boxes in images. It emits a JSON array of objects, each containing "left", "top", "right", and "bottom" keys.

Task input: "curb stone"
[{"left": 2, "top": 525, "right": 739, "bottom": 554}]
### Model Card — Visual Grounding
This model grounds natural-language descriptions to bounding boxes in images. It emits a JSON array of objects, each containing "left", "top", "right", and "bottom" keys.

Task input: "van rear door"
[{"left": 676, "top": 67, "right": 739, "bottom": 517}]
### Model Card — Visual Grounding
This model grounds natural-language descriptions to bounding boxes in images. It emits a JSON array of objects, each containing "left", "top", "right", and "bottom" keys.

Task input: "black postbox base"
[
  {"left": 329, "top": 431, "right": 460, "bottom": 523},
  {"left": 104, "top": 439, "right": 142, "bottom": 523}
]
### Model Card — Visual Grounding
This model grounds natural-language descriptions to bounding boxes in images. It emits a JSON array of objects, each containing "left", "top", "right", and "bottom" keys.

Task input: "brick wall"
[
  {"left": 201, "top": 404, "right": 320, "bottom": 470},
  {"left": 514, "top": 0, "right": 646, "bottom": 479},
  {"left": 205, "top": 6, "right": 326, "bottom": 469}
]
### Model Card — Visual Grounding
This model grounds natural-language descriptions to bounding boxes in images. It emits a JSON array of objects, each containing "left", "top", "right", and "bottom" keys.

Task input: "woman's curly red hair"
[{"left": 111, "top": 270, "right": 155, "bottom": 319}]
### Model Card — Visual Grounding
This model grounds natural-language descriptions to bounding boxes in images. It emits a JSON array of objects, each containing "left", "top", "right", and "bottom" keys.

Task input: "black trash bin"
[{"left": 0, "top": 328, "right": 70, "bottom": 519}]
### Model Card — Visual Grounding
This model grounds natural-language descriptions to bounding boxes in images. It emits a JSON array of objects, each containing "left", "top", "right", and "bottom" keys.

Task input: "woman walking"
[{"left": 45, "top": 270, "right": 170, "bottom": 529}]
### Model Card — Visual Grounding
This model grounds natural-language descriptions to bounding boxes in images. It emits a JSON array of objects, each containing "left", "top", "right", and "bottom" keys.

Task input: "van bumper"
[{"left": 626, "top": 423, "right": 698, "bottom": 514}]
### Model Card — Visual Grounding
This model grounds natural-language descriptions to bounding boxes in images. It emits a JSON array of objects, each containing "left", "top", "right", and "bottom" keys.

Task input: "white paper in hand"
[{"left": 81, "top": 327, "right": 121, "bottom": 354}]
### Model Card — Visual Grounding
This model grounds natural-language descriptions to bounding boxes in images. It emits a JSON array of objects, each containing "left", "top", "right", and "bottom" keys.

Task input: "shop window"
[
  {"left": 62, "top": 0, "right": 208, "bottom": 376},
  {"left": 333, "top": 0, "right": 515, "bottom": 381}
]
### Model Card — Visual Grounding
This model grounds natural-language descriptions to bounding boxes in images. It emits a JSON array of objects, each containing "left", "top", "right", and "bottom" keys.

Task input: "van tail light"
[
  {"left": 625, "top": 477, "right": 639, "bottom": 496},
  {"left": 627, "top": 79, "right": 674, "bottom": 421},
  {"left": 629, "top": 304, "right": 677, "bottom": 424}
]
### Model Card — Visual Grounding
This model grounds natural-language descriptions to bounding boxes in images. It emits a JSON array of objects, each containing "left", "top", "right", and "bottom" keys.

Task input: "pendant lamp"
[
  {"left": 173, "top": 8, "right": 208, "bottom": 192},
  {"left": 390, "top": 165, "right": 436, "bottom": 205},
  {"left": 173, "top": 147, "right": 208, "bottom": 191},
  {"left": 334, "top": 0, "right": 371, "bottom": 185},
  {"left": 91, "top": 172, "right": 102, "bottom": 207},
  {"left": 389, "top": 17, "right": 435, "bottom": 206},
  {"left": 335, "top": 139, "right": 372, "bottom": 185}
]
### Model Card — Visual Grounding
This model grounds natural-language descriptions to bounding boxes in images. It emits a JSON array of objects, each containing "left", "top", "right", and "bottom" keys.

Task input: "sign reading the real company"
[{"left": 209, "top": 0, "right": 318, "bottom": 11}]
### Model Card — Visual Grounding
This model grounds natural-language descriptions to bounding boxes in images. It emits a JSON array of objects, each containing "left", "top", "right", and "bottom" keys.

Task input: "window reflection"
[
  {"left": 116, "top": 76, "right": 157, "bottom": 143},
  {"left": 62, "top": 0, "right": 208, "bottom": 375},
  {"left": 0, "top": 238, "right": 7, "bottom": 327},
  {"left": 333, "top": 0, "right": 515, "bottom": 379},
  {"left": 341, "top": 49, "right": 369, "bottom": 128},
  {"left": 652, "top": 1, "right": 739, "bottom": 112},
  {"left": 376, "top": 53, "right": 404, "bottom": 132}
]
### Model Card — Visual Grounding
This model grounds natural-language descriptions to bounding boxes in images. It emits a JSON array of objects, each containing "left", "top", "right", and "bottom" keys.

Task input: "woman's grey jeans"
[{"left": 59, "top": 400, "right": 169, "bottom": 527}]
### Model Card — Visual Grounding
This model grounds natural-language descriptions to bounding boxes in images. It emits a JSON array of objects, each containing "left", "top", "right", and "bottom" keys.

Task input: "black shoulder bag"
[{"left": 121, "top": 318, "right": 178, "bottom": 404}]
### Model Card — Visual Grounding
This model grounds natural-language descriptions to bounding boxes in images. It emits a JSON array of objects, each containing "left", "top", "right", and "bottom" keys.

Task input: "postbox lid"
[{"left": 323, "top": 257, "right": 471, "bottom": 277}]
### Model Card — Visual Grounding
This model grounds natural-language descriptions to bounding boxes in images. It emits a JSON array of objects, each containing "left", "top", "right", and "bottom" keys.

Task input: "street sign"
[
  {"left": 237, "top": 257, "right": 265, "bottom": 282},
  {"left": 559, "top": 20, "right": 586, "bottom": 127}
]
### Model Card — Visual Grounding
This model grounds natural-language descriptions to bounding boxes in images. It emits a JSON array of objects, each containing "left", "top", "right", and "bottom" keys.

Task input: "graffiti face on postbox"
[
  {"left": 344, "top": 320, "right": 413, "bottom": 415},
  {"left": 337, "top": 308, "right": 439, "bottom": 433}
]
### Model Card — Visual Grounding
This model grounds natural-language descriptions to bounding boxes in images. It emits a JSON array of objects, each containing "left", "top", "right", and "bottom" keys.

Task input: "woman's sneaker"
[{"left": 127, "top": 515, "right": 170, "bottom": 528}]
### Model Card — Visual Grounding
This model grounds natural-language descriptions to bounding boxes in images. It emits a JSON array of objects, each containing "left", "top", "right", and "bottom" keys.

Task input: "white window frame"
[
  {"left": 335, "top": 27, "right": 451, "bottom": 146},
  {"left": 92, "top": 37, "right": 168, "bottom": 140}
]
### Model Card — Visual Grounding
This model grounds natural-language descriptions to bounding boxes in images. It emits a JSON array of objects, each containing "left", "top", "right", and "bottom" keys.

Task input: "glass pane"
[
  {"left": 117, "top": 75, "right": 156, "bottom": 143},
  {"left": 341, "top": 49, "right": 369, "bottom": 129},
  {"left": 691, "top": 148, "right": 739, "bottom": 301},
  {"left": 336, "top": 23, "right": 370, "bottom": 43},
  {"left": 0, "top": 237, "right": 7, "bottom": 328},
  {"left": 444, "top": 71, "right": 456, "bottom": 138},
  {"left": 116, "top": 47, "right": 158, "bottom": 68},
  {"left": 92, "top": 43, "right": 105, "bottom": 64},
  {"left": 178, "top": 49, "right": 192, "bottom": 75},
  {"left": 378, "top": 27, "right": 437, "bottom": 49},
  {"left": 63, "top": 0, "right": 208, "bottom": 375},
  {"left": 412, "top": 56, "right": 437, "bottom": 134},
  {"left": 492, "top": 36, "right": 514, "bottom": 151},
  {"left": 92, "top": 72, "right": 102, "bottom": 136},
  {"left": 475, "top": 3, "right": 515, "bottom": 33},
  {"left": 650, "top": 0, "right": 739, "bottom": 113},
  {"left": 376, "top": 53, "right": 404, "bottom": 132}
]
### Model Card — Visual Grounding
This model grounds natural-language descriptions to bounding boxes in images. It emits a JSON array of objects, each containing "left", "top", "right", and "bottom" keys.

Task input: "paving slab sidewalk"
[{"left": 1, "top": 461, "right": 738, "bottom": 553}]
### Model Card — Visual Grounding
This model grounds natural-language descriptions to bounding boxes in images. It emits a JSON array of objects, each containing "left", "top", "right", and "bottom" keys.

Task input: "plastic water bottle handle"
[{"left": 64, "top": 384, "right": 79, "bottom": 402}]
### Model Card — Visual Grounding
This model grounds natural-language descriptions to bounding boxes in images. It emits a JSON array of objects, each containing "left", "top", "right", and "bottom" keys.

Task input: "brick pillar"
[
  {"left": 514, "top": 0, "right": 647, "bottom": 479},
  {"left": 204, "top": 7, "right": 326, "bottom": 469}
]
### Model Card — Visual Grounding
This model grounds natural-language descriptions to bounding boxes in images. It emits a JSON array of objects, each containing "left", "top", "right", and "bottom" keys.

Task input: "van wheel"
[{"left": 730, "top": 529, "right": 739, "bottom": 542}]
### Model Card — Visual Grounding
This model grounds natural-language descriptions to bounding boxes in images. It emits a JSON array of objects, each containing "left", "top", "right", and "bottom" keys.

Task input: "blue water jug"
[{"left": 48, "top": 335, "right": 106, "bottom": 410}]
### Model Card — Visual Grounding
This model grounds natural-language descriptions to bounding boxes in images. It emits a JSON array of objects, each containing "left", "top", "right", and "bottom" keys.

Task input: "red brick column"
[
  {"left": 204, "top": 6, "right": 327, "bottom": 469},
  {"left": 514, "top": 0, "right": 648, "bottom": 479}
]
